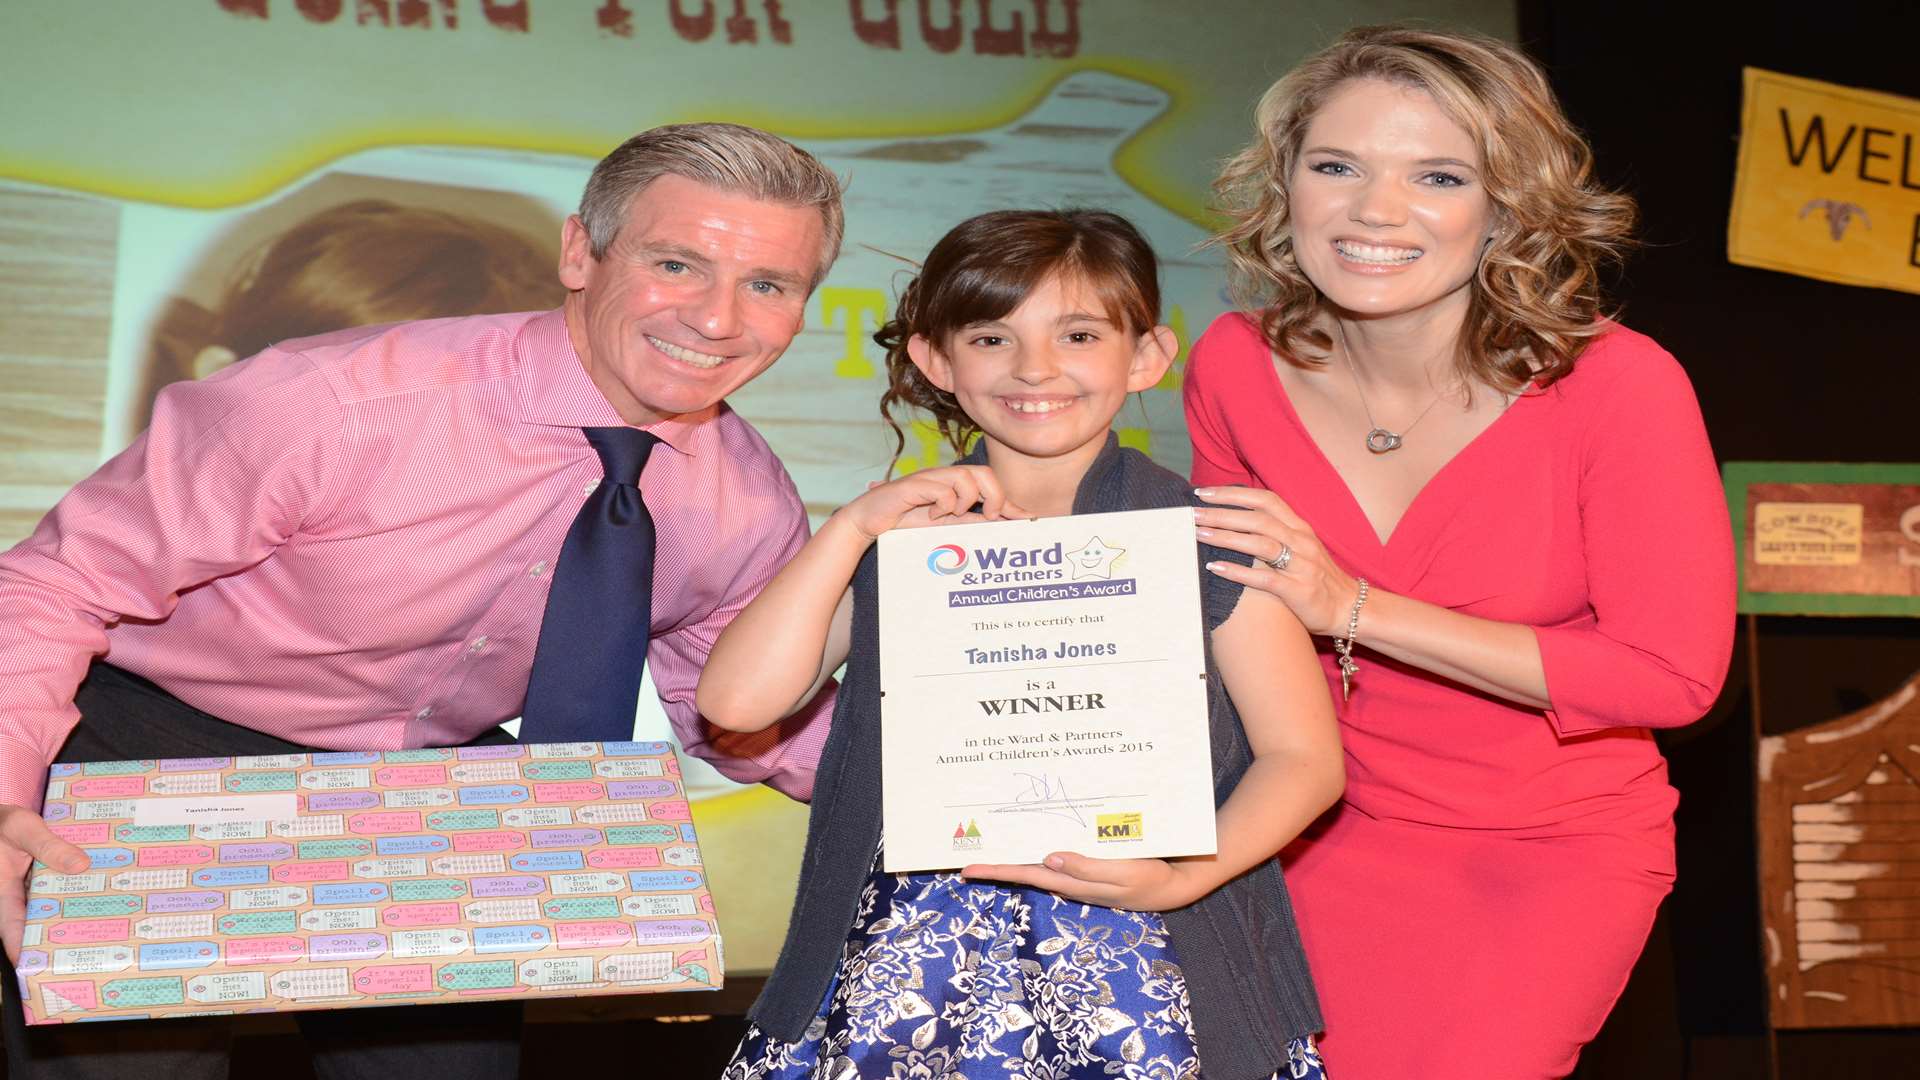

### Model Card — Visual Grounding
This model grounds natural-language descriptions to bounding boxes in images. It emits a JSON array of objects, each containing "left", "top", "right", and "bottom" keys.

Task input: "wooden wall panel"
[
  {"left": 1758, "top": 675, "right": 1920, "bottom": 1027},
  {"left": 0, "top": 188, "right": 117, "bottom": 546}
]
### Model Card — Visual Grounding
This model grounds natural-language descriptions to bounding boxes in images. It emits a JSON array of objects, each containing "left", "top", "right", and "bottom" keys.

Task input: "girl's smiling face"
[
  {"left": 1287, "top": 78, "right": 1496, "bottom": 324},
  {"left": 906, "top": 272, "right": 1174, "bottom": 473}
]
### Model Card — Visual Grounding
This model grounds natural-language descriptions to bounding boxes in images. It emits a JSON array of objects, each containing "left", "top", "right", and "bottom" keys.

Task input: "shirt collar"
[{"left": 514, "top": 307, "right": 707, "bottom": 457}]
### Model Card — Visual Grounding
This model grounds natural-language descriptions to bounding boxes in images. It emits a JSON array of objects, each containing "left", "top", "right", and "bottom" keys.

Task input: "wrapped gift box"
[{"left": 20, "top": 741, "right": 722, "bottom": 1023}]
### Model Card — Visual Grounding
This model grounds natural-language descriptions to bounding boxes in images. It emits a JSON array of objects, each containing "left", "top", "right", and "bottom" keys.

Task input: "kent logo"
[
  {"left": 1096, "top": 812, "right": 1143, "bottom": 841},
  {"left": 951, "top": 819, "right": 983, "bottom": 850}
]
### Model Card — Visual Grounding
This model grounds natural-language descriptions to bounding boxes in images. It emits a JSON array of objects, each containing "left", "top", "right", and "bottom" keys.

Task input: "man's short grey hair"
[{"left": 578, "top": 122, "right": 846, "bottom": 289}]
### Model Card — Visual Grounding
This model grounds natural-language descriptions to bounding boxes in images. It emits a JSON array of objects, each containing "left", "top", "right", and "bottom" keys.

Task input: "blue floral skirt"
[{"left": 724, "top": 857, "right": 1325, "bottom": 1079}]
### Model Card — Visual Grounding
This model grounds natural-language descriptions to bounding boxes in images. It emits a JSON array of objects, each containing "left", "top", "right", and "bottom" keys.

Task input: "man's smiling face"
[{"left": 558, "top": 173, "right": 825, "bottom": 425}]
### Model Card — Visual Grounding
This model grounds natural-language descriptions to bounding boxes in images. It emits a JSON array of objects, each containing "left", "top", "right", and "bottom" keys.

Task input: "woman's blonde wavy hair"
[{"left": 1211, "top": 24, "right": 1637, "bottom": 390}]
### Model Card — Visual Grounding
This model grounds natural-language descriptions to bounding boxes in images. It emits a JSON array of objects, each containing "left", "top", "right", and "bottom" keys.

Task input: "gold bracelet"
[{"left": 1333, "top": 578, "right": 1369, "bottom": 702}]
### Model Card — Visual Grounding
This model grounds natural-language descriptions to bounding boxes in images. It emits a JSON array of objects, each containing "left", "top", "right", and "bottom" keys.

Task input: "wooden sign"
[
  {"left": 1725, "top": 462, "right": 1920, "bottom": 617},
  {"left": 1728, "top": 68, "right": 1920, "bottom": 297},
  {"left": 1757, "top": 673, "right": 1920, "bottom": 1027}
]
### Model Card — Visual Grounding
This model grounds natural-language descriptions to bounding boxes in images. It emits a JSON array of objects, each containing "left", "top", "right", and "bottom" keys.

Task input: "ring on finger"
[{"left": 1265, "top": 543, "right": 1293, "bottom": 572}]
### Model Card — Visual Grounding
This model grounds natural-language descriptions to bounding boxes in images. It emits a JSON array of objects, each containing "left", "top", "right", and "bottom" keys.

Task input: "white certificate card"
[{"left": 877, "top": 506, "right": 1217, "bottom": 872}]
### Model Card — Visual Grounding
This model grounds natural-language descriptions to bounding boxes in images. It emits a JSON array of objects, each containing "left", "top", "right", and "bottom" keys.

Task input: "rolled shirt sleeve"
[{"left": 648, "top": 467, "right": 832, "bottom": 802}]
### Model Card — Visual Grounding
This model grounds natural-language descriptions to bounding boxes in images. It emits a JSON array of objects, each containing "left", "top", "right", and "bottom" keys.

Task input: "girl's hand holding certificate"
[
  {"left": 962, "top": 850, "right": 1201, "bottom": 912},
  {"left": 697, "top": 466, "right": 1025, "bottom": 731},
  {"left": 841, "top": 465, "right": 1030, "bottom": 540}
]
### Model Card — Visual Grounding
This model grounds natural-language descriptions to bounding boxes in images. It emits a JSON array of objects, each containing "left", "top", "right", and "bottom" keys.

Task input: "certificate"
[{"left": 877, "top": 506, "right": 1217, "bottom": 872}]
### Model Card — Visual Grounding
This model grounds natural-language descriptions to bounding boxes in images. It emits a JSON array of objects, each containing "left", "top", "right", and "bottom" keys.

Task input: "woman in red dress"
[{"left": 1184, "top": 26, "right": 1735, "bottom": 1078}]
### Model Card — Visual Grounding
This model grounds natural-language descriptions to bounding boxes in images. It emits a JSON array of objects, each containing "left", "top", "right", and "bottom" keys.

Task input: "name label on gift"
[{"left": 131, "top": 795, "right": 297, "bottom": 827}]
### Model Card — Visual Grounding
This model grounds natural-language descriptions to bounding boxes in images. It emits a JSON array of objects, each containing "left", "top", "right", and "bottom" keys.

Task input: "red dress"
[{"left": 1184, "top": 313, "right": 1735, "bottom": 1079}]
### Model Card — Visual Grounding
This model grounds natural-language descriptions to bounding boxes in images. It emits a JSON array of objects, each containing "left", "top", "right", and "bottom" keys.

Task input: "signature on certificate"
[{"left": 989, "top": 772, "right": 1105, "bottom": 825}]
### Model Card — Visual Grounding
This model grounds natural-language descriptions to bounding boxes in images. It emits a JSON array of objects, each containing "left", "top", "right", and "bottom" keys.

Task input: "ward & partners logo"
[
  {"left": 927, "top": 544, "right": 968, "bottom": 575},
  {"left": 951, "top": 819, "right": 982, "bottom": 850},
  {"left": 1096, "top": 812, "right": 1143, "bottom": 842}
]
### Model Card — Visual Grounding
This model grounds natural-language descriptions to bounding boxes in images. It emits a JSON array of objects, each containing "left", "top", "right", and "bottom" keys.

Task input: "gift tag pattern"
[{"left": 23, "top": 742, "right": 719, "bottom": 1024}]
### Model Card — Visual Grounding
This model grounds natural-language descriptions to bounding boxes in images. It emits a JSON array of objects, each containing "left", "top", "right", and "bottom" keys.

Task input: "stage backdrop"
[{"left": 0, "top": 0, "right": 1513, "bottom": 975}]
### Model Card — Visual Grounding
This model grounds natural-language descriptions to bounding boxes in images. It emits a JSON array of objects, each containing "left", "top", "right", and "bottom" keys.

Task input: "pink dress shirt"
[{"left": 0, "top": 309, "right": 830, "bottom": 809}]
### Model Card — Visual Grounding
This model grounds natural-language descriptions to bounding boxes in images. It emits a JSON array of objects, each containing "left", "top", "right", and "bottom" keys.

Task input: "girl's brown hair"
[
  {"left": 135, "top": 200, "right": 563, "bottom": 433},
  {"left": 1211, "top": 24, "right": 1637, "bottom": 390},
  {"left": 211, "top": 199, "right": 561, "bottom": 362},
  {"left": 875, "top": 208, "right": 1161, "bottom": 461}
]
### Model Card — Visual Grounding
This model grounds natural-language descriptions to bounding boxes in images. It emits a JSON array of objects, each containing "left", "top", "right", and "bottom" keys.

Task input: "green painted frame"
[{"left": 1724, "top": 461, "right": 1920, "bottom": 617}]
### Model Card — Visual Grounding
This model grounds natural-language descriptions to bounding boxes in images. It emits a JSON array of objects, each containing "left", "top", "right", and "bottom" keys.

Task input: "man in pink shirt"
[{"left": 0, "top": 123, "right": 842, "bottom": 1078}]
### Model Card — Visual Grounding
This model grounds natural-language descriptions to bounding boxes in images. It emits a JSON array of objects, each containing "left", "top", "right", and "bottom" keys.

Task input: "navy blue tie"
[{"left": 520, "top": 427, "right": 660, "bottom": 743}]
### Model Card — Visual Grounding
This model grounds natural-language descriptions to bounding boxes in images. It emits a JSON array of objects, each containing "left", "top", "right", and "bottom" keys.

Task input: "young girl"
[{"left": 699, "top": 209, "right": 1340, "bottom": 1080}]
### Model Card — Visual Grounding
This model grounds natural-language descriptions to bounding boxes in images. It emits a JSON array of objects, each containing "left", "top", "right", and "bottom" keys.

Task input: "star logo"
[{"left": 1064, "top": 536, "right": 1125, "bottom": 580}]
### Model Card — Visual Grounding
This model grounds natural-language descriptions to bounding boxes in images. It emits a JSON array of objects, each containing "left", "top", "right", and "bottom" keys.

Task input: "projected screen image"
[{"left": 0, "top": 0, "right": 1515, "bottom": 975}]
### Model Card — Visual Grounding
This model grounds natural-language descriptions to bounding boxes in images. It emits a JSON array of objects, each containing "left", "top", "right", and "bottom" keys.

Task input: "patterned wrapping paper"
[{"left": 20, "top": 741, "right": 722, "bottom": 1023}]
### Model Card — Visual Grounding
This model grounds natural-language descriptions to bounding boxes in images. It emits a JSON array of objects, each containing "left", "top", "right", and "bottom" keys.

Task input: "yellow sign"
[
  {"left": 1752, "top": 502, "right": 1864, "bottom": 566},
  {"left": 1096, "top": 812, "right": 1144, "bottom": 842},
  {"left": 1729, "top": 68, "right": 1920, "bottom": 296}
]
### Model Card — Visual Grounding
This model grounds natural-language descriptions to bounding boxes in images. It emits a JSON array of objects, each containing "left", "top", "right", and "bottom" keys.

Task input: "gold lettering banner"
[{"left": 1729, "top": 68, "right": 1920, "bottom": 296}]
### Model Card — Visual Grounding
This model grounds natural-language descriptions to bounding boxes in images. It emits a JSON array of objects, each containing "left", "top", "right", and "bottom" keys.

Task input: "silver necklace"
[{"left": 1337, "top": 327, "right": 1446, "bottom": 455}]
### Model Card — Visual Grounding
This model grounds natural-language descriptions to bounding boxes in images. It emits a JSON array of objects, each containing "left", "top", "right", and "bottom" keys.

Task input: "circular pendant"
[{"left": 1365, "top": 428, "right": 1403, "bottom": 454}]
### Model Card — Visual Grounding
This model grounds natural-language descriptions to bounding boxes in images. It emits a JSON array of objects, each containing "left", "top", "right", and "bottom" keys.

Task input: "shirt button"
[
  {"left": 583, "top": 480, "right": 599, "bottom": 497},
  {"left": 527, "top": 562, "right": 547, "bottom": 579},
  {"left": 415, "top": 707, "right": 434, "bottom": 721},
  {"left": 466, "top": 637, "right": 489, "bottom": 655}
]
